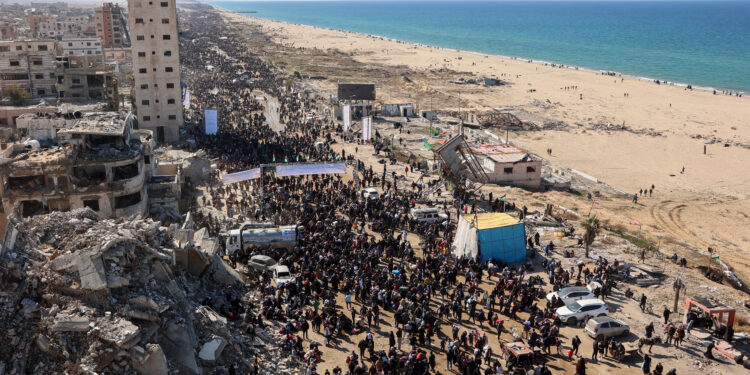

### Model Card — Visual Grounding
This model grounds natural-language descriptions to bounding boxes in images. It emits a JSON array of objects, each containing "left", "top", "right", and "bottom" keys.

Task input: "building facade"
[
  {"left": 0, "top": 40, "right": 57, "bottom": 98},
  {"left": 3, "top": 111, "right": 154, "bottom": 218},
  {"left": 128, "top": 0, "right": 183, "bottom": 143},
  {"left": 473, "top": 144, "right": 542, "bottom": 188},
  {"left": 0, "top": 22, "right": 17, "bottom": 40},
  {"left": 60, "top": 36, "right": 103, "bottom": 57},
  {"left": 95, "top": 3, "right": 129, "bottom": 49},
  {"left": 55, "top": 55, "right": 117, "bottom": 102}
]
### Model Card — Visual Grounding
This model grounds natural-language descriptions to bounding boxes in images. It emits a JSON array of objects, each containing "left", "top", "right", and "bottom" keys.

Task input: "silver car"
[
  {"left": 584, "top": 316, "right": 630, "bottom": 340},
  {"left": 248, "top": 255, "right": 277, "bottom": 272}
]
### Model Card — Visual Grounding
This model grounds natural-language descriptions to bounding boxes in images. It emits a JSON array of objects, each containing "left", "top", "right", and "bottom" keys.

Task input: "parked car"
[
  {"left": 248, "top": 255, "right": 277, "bottom": 272},
  {"left": 556, "top": 298, "right": 609, "bottom": 326},
  {"left": 409, "top": 208, "right": 448, "bottom": 224},
  {"left": 272, "top": 265, "right": 295, "bottom": 286},
  {"left": 360, "top": 188, "right": 379, "bottom": 200},
  {"left": 584, "top": 316, "right": 630, "bottom": 340},
  {"left": 546, "top": 282, "right": 602, "bottom": 307}
]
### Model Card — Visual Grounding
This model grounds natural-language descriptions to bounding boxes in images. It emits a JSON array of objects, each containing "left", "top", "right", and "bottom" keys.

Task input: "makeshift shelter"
[{"left": 452, "top": 212, "right": 526, "bottom": 263}]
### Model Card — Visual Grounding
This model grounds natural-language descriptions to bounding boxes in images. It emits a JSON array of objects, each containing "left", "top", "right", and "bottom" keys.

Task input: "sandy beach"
[{"left": 217, "top": 9, "right": 750, "bottom": 282}]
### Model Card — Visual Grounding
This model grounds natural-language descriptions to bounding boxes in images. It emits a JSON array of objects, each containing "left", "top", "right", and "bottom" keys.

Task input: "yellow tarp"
[{"left": 462, "top": 212, "right": 519, "bottom": 230}]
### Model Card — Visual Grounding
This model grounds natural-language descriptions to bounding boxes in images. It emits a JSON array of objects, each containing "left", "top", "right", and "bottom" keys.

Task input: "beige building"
[
  {"left": 0, "top": 105, "right": 57, "bottom": 141},
  {"left": 54, "top": 55, "right": 118, "bottom": 103},
  {"left": 473, "top": 144, "right": 542, "bottom": 188},
  {"left": 0, "top": 40, "right": 57, "bottom": 98},
  {"left": 60, "top": 36, "right": 103, "bottom": 57},
  {"left": 95, "top": 3, "right": 129, "bottom": 48},
  {"left": 2, "top": 111, "right": 155, "bottom": 218},
  {"left": 128, "top": 0, "right": 183, "bottom": 143}
]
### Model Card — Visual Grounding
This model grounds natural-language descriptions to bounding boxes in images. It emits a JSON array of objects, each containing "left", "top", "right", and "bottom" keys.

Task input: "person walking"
[
  {"left": 642, "top": 354, "right": 651, "bottom": 374},
  {"left": 572, "top": 335, "right": 581, "bottom": 356},
  {"left": 663, "top": 306, "right": 671, "bottom": 324},
  {"left": 576, "top": 358, "right": 586, "bottom": 375},
  {"left": 591, "top": 338, "right": 599, "bottom": 361}
]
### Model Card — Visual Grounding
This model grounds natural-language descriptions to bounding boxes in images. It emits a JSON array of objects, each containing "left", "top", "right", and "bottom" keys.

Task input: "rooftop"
[
  {"left": 461, "top": 212, "right": 520, "bottom": 230},
  {"left": 57, "top": 112, "right": 129, "bottom": 136},
  {"left": 471, "top": 143, "right": 535, "bottom": 164}
]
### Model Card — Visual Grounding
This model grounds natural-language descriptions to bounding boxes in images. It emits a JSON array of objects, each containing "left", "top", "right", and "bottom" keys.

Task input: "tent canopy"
[{"left": 452, "top": 212, "right": 526, "bottom": 264}]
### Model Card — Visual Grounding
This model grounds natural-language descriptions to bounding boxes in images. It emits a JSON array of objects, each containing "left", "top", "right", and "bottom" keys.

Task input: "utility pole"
[
  {"left": 382, "top": 163, "right": 386, "bottom": 190},
  {"left": 458, "top": 90, "right": 463, "bottom": 136}
]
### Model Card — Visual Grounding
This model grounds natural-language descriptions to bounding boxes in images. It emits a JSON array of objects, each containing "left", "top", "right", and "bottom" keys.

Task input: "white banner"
[
  {"left": 276, "top": 163, "right": 347, "bottom": 177},
  {"left": 222, "top": 168, "right": 261, "bottom": 184},
  {"left": 362, "top": 116, "right": 372, "bottom": 140},
  {"left": 205, "top": 109, "right": 218, "bottom": 135},
  {"left": 343, "top": 104, "right": 351, "bottom": 131},
  {"left": 183, "top": 90, "right": 190, "bottom": 108}
]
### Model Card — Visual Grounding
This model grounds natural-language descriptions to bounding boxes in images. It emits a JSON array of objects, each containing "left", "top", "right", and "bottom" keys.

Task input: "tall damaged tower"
[{"left": 128, "top": 0, "right": 183, "bottom": 143}]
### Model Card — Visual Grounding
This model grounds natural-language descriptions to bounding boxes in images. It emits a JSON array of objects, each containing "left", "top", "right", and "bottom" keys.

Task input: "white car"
[
  {"left": 360, "top": 188, "right": 379, "bottom": 200},
  {"left": 584, "top": 316, "right": 630, "bottom": 340},
  {"left": 556, "top": 298, "right": 609, "bottom": 326},
  {"left": 546, "top": 282, "right": 601, "bottom": 307},
  {"left": 272, "top": 265, "right": 295, "bottom": 286}
]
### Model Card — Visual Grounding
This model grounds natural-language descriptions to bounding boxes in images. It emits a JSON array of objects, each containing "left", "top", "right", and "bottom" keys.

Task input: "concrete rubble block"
[
  {"left": 198, "top": 337, "right": 227, "bottom": 362},
  {"left": 159, "top": 322, "right": 200, "bottom": 375},
  {"left": 131, "top": 343, "right": 168, "bottom": 375},
  {"left": 195, "top": 306, "right": 227, "bottom": 325},
  {"left": 123, "top": 305, "right": 160, "bottom": 322},
  {"left": 107, "top": 274, "right": 130, "bottom": 289},
  {"left": 186, "top": 247, "right": 211, "bottom": 276},
  {"left": 50, "top": 253, "right": 78, "bottom": 271},
  {"left": 36, "top": 334, "right": 52, "bottom": 353},
  {"left": 52, "top": 312, "right": 91, "bottom": 332},
  {"left": 99, "top": 318, "right": 141, "bottom": 348},
  {"left": 128, "top": 296, "right": 160, "bottom": 312},
  {"left": 209, "top": 252, "right": 243, "bottom": 286},
  {"left": 151, "top": 260, "right": 173, "bottom": 282},
  {"left": 75, "top": 253, "right": 108, "bottom": 290}
]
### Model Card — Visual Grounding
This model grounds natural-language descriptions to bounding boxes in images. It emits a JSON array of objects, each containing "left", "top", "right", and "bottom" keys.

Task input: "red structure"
[{"left": 685, "top": 296, "right": 736, "bottom": 328}]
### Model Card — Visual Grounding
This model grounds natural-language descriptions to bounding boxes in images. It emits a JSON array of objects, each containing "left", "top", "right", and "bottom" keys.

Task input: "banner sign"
[
  {"left": 276, "top": 163, "right": 346, "bottom": 177},
  {"left": 222, "top": 168, "right": 260, "bottom": 184},
  {"left": 343, "top": 104, "right": 351, "bottom": 131},
  {"left": 362, "top": 116, "right": 372, "bottom": 140},
  {"left": 205, "top": 109, "right": 218, "bottom": 135},
  {"left": 183, "top": 90, "right": 190, "bottom": 108}
]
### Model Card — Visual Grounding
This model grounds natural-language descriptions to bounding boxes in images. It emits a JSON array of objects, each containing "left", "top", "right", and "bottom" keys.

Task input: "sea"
[{"left": 210, "top": 1, "right": 750, "bottom": 93}]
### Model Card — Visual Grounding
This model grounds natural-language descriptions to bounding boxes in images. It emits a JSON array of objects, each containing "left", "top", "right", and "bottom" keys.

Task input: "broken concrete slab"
[
  {"left": 186, "top": 247, "right": 211, "bottom": 276},
  {"left": 52, "top": 313, "right": 91, "bottom": 332},
  {"left": 107, "top": 274, "right": 130, "bottom": 288},
  {"left": 76, "top": 253, "right": 107, "bottom": 290},
  {"left": 128, "top": 296, "right": 159, "bottom": 312},
  {"left": 99, "top": 318, "right": 141, "bottom": 348},
  {"left": 195, "top": 306, "right": 227, "bottom": 325},
  {"left": 151, "top": 260, "right": 173, "bottom": 282},
  {"left": 36, "top": 334, "right": 52, "bottom": 353},
  {"left": 159, "top": 322, "right": 200, "bottom": 375},
  {"left": 132, "top": 344, "right": 168, "bottom": 375},
  {"left": 209, "top": 252, "right": 243, "bottom": 286},
  {"left": 123, "top": 305, "right": 160, "bottom": 322},
  {"left": 198, "top": 337, "right": 227, "bottom": 361}
]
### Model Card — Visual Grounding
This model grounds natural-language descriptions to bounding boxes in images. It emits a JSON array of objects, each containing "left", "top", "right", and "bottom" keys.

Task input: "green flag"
[{"left": 424, "top": 140, "right": 432, "bottom": 150}]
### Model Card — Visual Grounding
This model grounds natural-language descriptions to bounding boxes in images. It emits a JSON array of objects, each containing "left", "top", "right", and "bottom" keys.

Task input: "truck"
[{"left": 225, "top": 223, "right": 297, "bottom": 255}]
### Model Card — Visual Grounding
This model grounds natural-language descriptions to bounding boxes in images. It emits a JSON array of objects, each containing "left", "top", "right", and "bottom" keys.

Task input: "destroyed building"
[
  {"left": 0, "top": 111, "right": 156, "bottom": 218},
  {"left": 0, "top": 39, "right": 57, "bottom": 98},
  {"left": 0, "top": 208, "right": 301, "bottom": 374},
  {"left": 54, "top": 54, "right": 118, "bottom": 102}
]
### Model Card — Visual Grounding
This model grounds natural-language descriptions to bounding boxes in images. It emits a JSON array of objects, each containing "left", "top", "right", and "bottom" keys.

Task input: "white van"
[
  {"left": 360, "top": 188, "right": 379, "bottom": 200},
  {"left": 410, "top": 208, "right": 448, "bottom": 223},
  {"left": 273, "top": 265, "right": 295, "bottom": 286}
]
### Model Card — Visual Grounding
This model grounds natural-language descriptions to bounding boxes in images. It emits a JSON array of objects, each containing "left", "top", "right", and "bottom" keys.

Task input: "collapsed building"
[
  {"left": 0, "top": 111, "right": 156, "bottom": 218},
  {"left": 0, "top": 209, "right": 302, "bottom": 374}
]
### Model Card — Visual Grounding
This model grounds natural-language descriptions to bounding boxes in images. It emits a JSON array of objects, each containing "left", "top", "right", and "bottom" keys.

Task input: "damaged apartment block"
[{"left": 0, "top": 110, "right": 160, "bottom": 218}]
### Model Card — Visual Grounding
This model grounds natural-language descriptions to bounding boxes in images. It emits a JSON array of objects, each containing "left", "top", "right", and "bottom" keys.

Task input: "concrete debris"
[
  {"left": 0, "top": 208, "right": 297, "bottom": 375},
  {"left": 198, "top": 337, "right": 227, "bottom": 361}
]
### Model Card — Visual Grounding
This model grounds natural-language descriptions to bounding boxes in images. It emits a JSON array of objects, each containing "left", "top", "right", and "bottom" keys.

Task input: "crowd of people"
[{"left": 177, "top": 8, "right": 686, "bottom": 375}]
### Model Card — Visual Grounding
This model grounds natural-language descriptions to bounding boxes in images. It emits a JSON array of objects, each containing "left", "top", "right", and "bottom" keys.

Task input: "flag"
[
  {"left": 592, "top": 203, "right": 600, "bottom": 209},
  {"left": 296, "top": 155, "right": 299, "bottom": 162},
  {"left": 272, "top": 153, "right": 276, "bottom": 162},
  {"left": 632, "top": 220, "right": 641, "bottom": 226},
  {"left": 470, "top": 221, "right": 475, "bottom": 229},
  {"left": 424, "top": 140, "right": 432, "bottom": 150},
  {"left": 284, "top": 156, "right": 288, "bottom": 163}
]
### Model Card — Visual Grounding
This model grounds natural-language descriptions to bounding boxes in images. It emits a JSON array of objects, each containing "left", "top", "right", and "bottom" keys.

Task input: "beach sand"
[{"left": 218, "top": 10, "right": 750, "bottom": 282}]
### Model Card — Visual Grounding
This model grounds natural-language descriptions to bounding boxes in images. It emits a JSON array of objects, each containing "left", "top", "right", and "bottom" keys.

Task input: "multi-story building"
[
  {"left": 60, "top": 36, "right": 102, "bottom": 57},
  {"left": 3, "top": 111, "right": 155, "bottom": 218},
  {"left": 0, "top": 22, "right": 17, "bottom": 40},
  {"left": 128, "top": 0, "right": 182, "bottom": 143},
  {"left": 55, "top": 55, "right": 117, "bottom": 102},
  {"left": 28, "top": 13, "right": 59, "bottom": 38},
  {"left": 95, "top": 3, "right": 129, "bottom": 48},
  {"left": 0, "top": 40, "right": 57, "bottom": 98}
]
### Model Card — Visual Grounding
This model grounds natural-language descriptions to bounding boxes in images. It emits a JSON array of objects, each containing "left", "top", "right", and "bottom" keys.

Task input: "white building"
[
  {"left": 128, "top": 0, "right": 183, "bottom": 143},
  {"left": 472, "top": 144, "right": 542, "bottom": 188},
  {"left": 60, "top": 37, "right": 102, "bottom": 57}
]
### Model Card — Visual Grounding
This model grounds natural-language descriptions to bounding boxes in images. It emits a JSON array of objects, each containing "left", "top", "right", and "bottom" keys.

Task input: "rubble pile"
[{"left": 0, "top": 209, "right": 302, "bottom": 375}]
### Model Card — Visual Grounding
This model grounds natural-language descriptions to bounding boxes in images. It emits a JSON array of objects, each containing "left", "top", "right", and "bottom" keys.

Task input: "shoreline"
[{"left": 213, "top": 4, "right": 748, "bottom": 97}]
